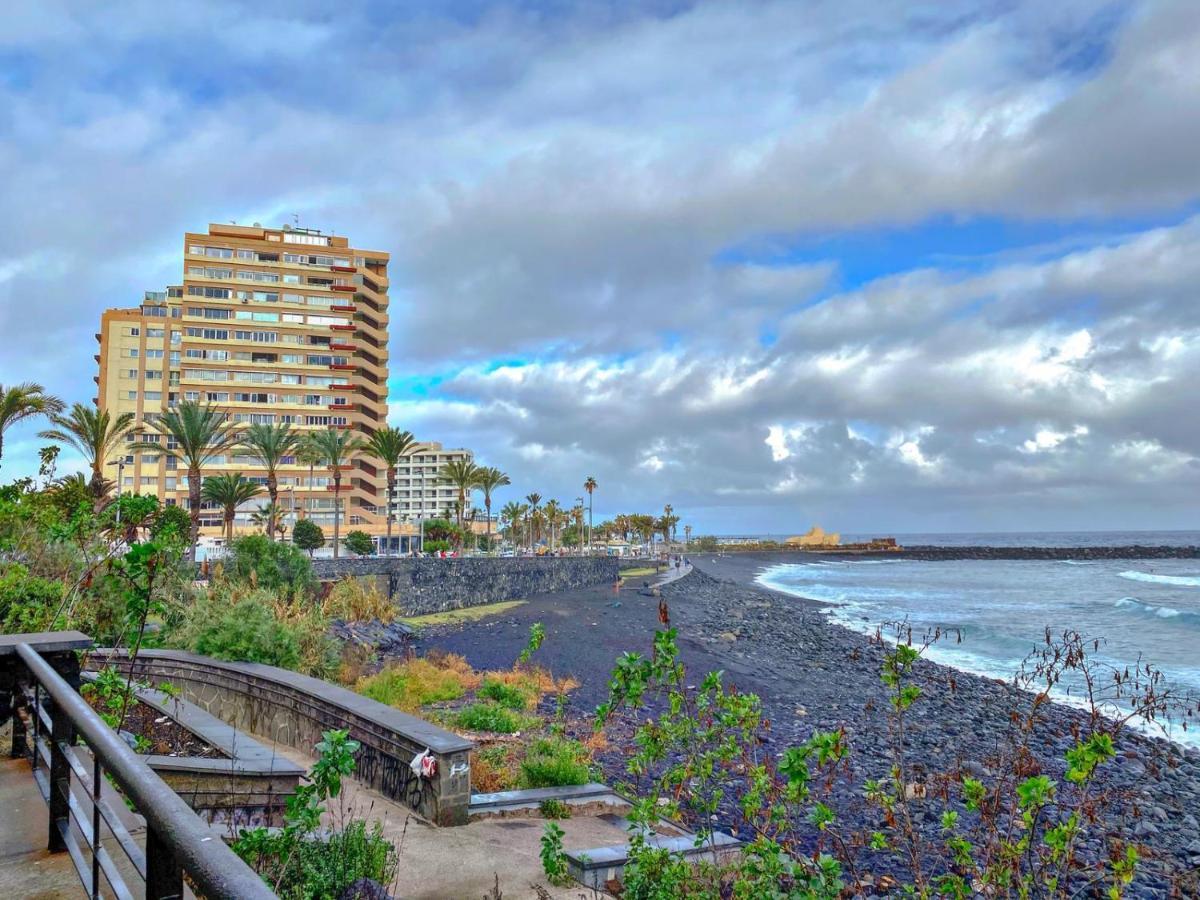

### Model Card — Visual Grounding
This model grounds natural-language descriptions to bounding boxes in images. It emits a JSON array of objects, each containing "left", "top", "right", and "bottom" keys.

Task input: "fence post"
[
  {"left": 46, "top": 693, "right": 73, "bottom": 851},
  {"left": 146, "top": 826, "right": 184, "bottom": 900}
]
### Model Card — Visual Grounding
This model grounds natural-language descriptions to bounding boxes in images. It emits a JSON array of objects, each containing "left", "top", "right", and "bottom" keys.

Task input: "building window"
[
  {"left": 127, "top": 348, "right": 139, "bottom": 358},
  {"left": 125, "top": 369, "right": 139, "bottom": 378},
  {"left": 144, "top": 391, "right": 162, "bottom": 401},
  {"left": 147, "top": 328, "right": 165, "bottom": 338},
  {"left": 126, "top": 391, "right": 137, "bottom": 400}
]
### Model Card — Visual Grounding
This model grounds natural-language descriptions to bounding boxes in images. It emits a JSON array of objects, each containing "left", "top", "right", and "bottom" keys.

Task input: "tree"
[
  {"left": 296, "top": 436, "right": 324, "bottom": 520},
  {"left": 201, "top": 472, "right": 263, "bottom": 543},
  {"left": 293, "top": 518, "right": 325, "bottom": 557},
  {"left": 364, "top": 426, "right": 417, "bottom": 557},
  {"left": 343, "top": 530, "right": 374, "bottom": 557},
  {"left": 238, "top": 423, "right": 301, "bottom": 542},
  {"left": 583, "top": 476, "right": 598, "bottom": 553},
  {"left": 500, "top": 501, "right": 525, "bottom": 548},
  {"left": 524, "top": 492, "right": 542, "bottom": 551},
  {"left": 543, "top": 499, "right": 564, "bottom": 552},
  {"left": 136, "top": 402, "right": 242, "bottom": 559},
  {"left": 250, "top": 502, "right": 286, "bottom": 538},
  {"left": 0, "top": 383, "right": 64, "bottom": 473},
  {"left": 305, "top": 428, "right": 365, "bottom": 559},
  {"left": 440, "top": 458, "right": 481, "bottom": 538},
  {"left": 39, "top": 403, "right": 140, "bottom": 501},
  {"left": 475, "top": 467, "right": 511, "bottom": 554}
]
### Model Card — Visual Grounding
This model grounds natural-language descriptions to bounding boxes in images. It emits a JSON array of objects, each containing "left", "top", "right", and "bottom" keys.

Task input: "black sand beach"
[{"left": 418, "top": 555, "right": 1200, "bottom": 896}]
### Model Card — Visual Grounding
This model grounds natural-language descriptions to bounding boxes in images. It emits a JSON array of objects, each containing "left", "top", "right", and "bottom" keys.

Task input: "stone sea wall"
[{"left": 311, "top": 556, "right": 621, "bottom": 615}]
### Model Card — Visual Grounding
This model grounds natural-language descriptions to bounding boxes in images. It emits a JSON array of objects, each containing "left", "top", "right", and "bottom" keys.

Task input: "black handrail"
[{"left": 17, "top": 642, "right": 276, "bottom": 900}]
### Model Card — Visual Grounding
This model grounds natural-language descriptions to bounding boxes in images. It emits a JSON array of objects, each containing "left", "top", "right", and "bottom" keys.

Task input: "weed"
[
  {"left": 356, "top": 659, "right": 469, "bottom": 711},
  {"left": 454, "top": 702, "right": 534, "bottom": 734},
  {"left": 540, "top": 822, "right": 571, "bottom": 886},
  {"left": 539, "top": 798, "right": 572, "bottom": 819},
  {"left": 520, "top": 736, "right": 591, "bottom": 788},
  {"left": 478, "top": 677, "right": 532, "bottom": 710}
]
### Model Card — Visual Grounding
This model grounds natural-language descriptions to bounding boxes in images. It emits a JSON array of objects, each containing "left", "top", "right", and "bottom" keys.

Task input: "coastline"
[{"left": 418, "top": 555, "right": 1200, "bottom": 895}]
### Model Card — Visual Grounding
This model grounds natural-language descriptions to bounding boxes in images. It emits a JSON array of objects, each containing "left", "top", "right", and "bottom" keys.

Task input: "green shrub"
[
  {"left": 223, "top": 534, "right": 315, "bottom": 595},
  {"left": 0, "top": 563, "right": 64, "bottom": 632},
  {"left": 478, "top": 678, "right": 530, "bottom": 710},
  {"left": 520, "top": 736, "right": 592, "bottom": 788},
  {"left": 163, "top": 588, "right": 337, "bottom": 678},
  {"left": 343, "top": 530, "right": 374, "bottom": 557},
  {"left": 422, "top": 539, "right": 451, "bottom": 553},
  {"left": 454, "top": 702, "right": 531, "bottom": 734}
]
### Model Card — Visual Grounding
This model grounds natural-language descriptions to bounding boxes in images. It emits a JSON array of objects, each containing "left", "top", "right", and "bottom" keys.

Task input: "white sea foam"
[
  {"left": 1118, "top": 570, "right": 1200, "bottom": 587},
  {"left": 1114, "top": 597, "right": 1197, "bottom": 622}
]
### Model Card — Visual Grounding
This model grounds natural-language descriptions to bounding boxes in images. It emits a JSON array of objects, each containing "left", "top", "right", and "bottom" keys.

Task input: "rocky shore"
[{"left": 418, "top": 557, "right": 1200, "bottom": 896}]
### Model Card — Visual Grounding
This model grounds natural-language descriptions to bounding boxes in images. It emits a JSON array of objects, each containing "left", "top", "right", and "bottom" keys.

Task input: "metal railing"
[{"left": 15, "top": 643, "right": 275, "bottom": 900}]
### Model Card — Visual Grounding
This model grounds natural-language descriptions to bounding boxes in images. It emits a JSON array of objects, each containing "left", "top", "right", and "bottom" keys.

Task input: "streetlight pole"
[{"left": 108, "top": 459, "right": 126, "bottom": 527}]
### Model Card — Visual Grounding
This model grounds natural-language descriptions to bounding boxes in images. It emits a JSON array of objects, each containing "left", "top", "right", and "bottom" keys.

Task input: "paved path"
[{"left": 0, "top": 756, "right": 84, "bottom": 899}]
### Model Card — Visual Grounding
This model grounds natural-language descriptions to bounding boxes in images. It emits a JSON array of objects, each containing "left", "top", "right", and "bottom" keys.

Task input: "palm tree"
[
  {"left": 251, "top": 501, "right": 285, "bottom": 537},
  {"left": 238, "top": 423, "right": 301, "bottom": 542},
  {"left": 583, "top": 476, "right": 598, "bottom": 553},
  {"left": 306, "top": 427, "right": 365, "bottom": 559},
  {"left": 500, "top": 500, "right": 525, "bottom": 548},
  {"left": 543, "top": 499, "right": 564, "bottom": 552},
  {"left": 136, "top": 402, "right": 241, "bottom": 559},
  {"left": 201, "top": 473, "right": 262, "bottom": 543},
  {"left": 0, "top": 383, "right": 63, "bottom": 473},
  {"left": 524, "top": 492, "right": 542, "bottom": 551},
  {"left": 475, "top": 467, "right": 511, "bottom": 553},
  {"left": 365, "top": 426, "right": 417, "bottom": 556},
  {"left": 441, "top": 458, "right": 482, "bottom": 537},
  {"left": 38, "top": 403, "right": 140, "bottom": 501},
  {"left": 296, "top": 436, "right": 323, "bottom": 519}
]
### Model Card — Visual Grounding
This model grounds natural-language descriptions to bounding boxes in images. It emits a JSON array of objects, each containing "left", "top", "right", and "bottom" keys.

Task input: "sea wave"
[
  {"left": 1118, "top": 570, "right": 1200, "bottom": 587},
  {"left": 1114, "top": 597, "right": 1200, "bottom": 624}
]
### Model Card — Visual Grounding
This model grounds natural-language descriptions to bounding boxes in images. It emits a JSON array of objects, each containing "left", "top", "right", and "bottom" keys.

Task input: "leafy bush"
[
  {"left": 356, "top": 658, "right": 470, "bottom": 711},
  {"left": 292, "top": 518, "right": 325, "bottom": 556},
  {"left": 520, "top": 736, "right": 591, "bottom": 788},
  {"left": 162, "top": 587, "right": 338, "bottom": 678},
  {"left": 0, "top": 563, "right": 63, "bottom": 632},
  {"left": 539, "top": 798, "right": 572, "bottom": 819},
  {"left": 540, "top": 823, "right": 570, "bottom": 886},
  {"left": 222, "top": 534, "right": 315, "bottom": 595},
  {"left": 322, "top": 577, "right": 394, "bottom": 623},
  {"left": 422, "top": 518, "right": 462, "bottom": 544},
  {"left": 234, "top": 729, "right": 398, "bottom": 899},
  {"left": 478, "top": 677, "right": 531, "bottom": 710},
  {"left": 422, "top": 539, "right": 451, "bottom": 553},
  {"left": 454, "top": 702, "right": 530, "bottom": 734},
  {"left": 343, "top": 530, "right": 374, "bottom": 557}
]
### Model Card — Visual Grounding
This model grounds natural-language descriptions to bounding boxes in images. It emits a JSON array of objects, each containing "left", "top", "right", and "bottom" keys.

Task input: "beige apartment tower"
[{"left": 95, "top": 222, "right": 391, "bottom": 542}]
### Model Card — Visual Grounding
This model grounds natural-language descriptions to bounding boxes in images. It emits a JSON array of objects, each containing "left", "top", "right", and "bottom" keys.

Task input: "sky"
[{"left": 2, "top": 0, "right": 1199, "bottom": 535}]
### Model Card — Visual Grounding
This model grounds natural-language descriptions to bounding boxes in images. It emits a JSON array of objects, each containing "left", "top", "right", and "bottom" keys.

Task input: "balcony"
[
  {"left": 329, "top": 324, "right": 355, "bottom": 332},
  {"left": 331, "top": 304, "right": 356, "bottom": 312},
  {"left": 329, "top": 363, "right": 357, "bottom": 371},
  {"left": 331, "top": 383, "right": 355, "bottom": 391},
  {"left": 330, "top": 342, "right": 354, "bottom": 351},
  {"left": 331, "top": 284, "right": 356, "bottom": 293},
  {"left": 330, "top": 265, "right": 356, "bottom": 273},
  {"left": 328, "top": 403, "right": 356, "bottom": 411}
]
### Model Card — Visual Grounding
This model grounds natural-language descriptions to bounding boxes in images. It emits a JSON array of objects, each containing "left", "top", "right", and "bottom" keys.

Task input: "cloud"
[{"left": 1, "top": 0, "right": 1198, "bottom": 531}]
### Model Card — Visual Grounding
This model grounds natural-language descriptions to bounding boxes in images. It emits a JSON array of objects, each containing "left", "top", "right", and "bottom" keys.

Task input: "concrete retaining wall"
[
  {"left": 311, "top": 556, "right": 620, "bottom": 615},
  {"left": 96, "top": 649, "right": 474, "bottom": 826}
]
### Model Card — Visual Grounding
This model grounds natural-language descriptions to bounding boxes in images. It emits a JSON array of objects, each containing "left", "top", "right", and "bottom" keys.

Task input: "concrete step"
[
  {"left": 566, "top": 830, "right": 742, "bottom": 892},
  {"left": 468, "top": 783, "right": 628, "bottom": 819}
]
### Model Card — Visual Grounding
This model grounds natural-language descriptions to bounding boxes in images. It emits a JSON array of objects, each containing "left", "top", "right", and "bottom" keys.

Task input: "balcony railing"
[{"left": 5, "top": 633, "right": 275, "bottom": 900}]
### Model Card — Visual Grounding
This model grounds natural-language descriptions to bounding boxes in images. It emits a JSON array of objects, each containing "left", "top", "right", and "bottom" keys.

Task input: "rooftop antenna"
[{"left": 292, "top": 213, "right": 300, "bottom": 227}]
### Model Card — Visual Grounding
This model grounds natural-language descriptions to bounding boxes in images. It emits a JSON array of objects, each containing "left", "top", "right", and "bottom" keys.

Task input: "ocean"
[{"left": 755, "top": 532, "right": 1200, "bottom": 747}]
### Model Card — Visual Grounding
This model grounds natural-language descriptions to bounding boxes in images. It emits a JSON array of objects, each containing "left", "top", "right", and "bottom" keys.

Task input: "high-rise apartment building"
[
  {"left": 95, "top": 222, "right": 391, "bottom": 539},
  {"left": 389, "top": 441, "right": 476, "bottom": 523}
]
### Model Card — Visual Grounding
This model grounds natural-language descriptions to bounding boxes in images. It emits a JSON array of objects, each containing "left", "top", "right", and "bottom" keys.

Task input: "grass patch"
[
  {"left": 454, "top": 702, "right": 538, "bottom": 734},
  {"left": 355, "top": 654, "right": 476, "bottom": 712},
  {"left": 472, "top": 744, "right": 520, "bottom": 792},
  {"left": 478, "top": 677, "right": 534, "bottom": 710},
  {"left": 618, "top": 567, "right": 657, "bottom": 578},
  {"left": 520, "top": 736, "right": 592, "bottom": 788},
  {"left": 399, "top": 600, "right": 526, "bottom": 630},
  {"left": 539, "top": 798, "right": 572, "bottom": 819}
]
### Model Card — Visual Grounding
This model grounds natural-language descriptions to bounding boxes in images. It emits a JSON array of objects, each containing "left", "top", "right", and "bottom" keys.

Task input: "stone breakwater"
[
  {"left": 612, "top": 567, "right": 1200, "bottom": 897},
  {"left": 887, "top": 545, "right": 1200, "bottom": 560},
  {"left": 312, "top": 556, "right": 620, "bottom": 616}
]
